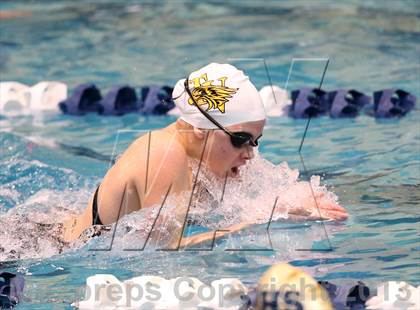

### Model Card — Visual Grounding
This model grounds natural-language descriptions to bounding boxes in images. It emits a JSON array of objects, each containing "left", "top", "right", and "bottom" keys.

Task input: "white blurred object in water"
[
  {"left": 197, "top": 278, "right": 248, "bottom": 310},
  {"left": 366, "top": 281, "right": 420, "bottom": 310},
  {"left": 164, "top": 277, "right": 205, "bottom": 309},
  {"left": 75, "top": 274, "right": 128, "bottom": 309},
  {"left": 30, "top": 81, "right": 67, "bottom": 111},
  {"left": 259, "top": 85, "right": 291, "bottom": 117},
  {"left": 123, "top": 275, "right": 169, "bottom": 309},
  {"left": 0, "top": 82, "right": 31, "bottom": 115},
  {"left": 73, "top": 274, "right": 248, "bottom": 309}
]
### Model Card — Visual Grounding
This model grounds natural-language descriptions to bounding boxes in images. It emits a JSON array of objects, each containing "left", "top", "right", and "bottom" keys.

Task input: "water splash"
[
  {"left": 0, "top": 148, "right": 341, "bottom": 262},
  {"left": 187, "top": 150, "right": 339, "bottom": 228}
]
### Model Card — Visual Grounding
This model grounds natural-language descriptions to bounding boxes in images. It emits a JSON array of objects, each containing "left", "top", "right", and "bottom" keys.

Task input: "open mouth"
[{"left": 230, "top": 166, "right": 239, "bottom": 177}]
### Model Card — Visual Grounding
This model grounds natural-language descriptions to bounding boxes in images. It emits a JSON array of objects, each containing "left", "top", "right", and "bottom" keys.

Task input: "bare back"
[{"left": 63, "top": 123, "right": 192, "bottom": 241}]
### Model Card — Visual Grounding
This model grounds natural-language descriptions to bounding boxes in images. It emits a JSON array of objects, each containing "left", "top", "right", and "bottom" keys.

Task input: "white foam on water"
[
  {"left": 0, "top": 151, "right": 341, "bottom": 262},
  {"left": 186, "top": 150, "right": 339, "bottom": 228},
  {"left": 0, "top": 188, "right": 90, "bottom": 261}
]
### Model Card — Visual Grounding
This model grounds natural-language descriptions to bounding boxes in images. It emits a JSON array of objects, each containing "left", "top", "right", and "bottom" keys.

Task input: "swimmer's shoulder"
[
  {"left": 123, "top": 126, "right": 190, "bottom": 195},
  {"left": 126, "top": 126, "right": 187, "bottom": 165}
]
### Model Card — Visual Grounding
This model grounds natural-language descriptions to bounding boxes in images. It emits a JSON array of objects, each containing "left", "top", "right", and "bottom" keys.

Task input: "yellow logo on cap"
[{"left": 188, "top": 73, "right": 238, "bottom": 113}]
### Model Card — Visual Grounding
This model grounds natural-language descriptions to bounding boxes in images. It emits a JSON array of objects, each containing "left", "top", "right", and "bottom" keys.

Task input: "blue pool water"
[{"left": 1, "top": 1, "right": 419, "bottom": 309}]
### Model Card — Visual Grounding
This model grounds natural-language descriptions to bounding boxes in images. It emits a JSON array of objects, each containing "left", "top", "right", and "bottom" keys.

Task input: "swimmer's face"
[{"left": 204, "top": 120, "right": 265, "bottom": 178}]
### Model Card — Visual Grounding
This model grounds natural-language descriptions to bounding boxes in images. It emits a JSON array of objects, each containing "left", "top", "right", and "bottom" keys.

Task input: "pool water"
[{"left": 1, "top": 1, "right": 419, "bottom": 309}]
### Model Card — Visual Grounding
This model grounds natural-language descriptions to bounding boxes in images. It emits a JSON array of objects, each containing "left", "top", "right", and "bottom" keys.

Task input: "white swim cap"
[{"left": 172, "top": 63, "right": 266, "bottom": 129}]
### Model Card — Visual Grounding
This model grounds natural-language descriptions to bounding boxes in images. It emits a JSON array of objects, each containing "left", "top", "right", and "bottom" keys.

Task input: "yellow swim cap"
[{"left": 256, "top": 263, "right": 333, "bottom": 310}]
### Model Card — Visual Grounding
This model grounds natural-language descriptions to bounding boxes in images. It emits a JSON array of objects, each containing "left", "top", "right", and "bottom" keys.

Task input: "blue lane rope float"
[
  {"left": 373, "top": 88, "right": 417, "bottom": 118},
  {"left": 139, "top": 85, "right": 175, "bottom": 115},
  {"left": 97, "top": 85, "right": 138, "bottom": 115},
  {"left": 328, "top": 89, "right": 371, "bottom": 118},
  {"left": 58, "top": 84, "right": 175, "bottom": 116},
  {"left": 0, "top": 272, "right": 25, "bottom": 308},
  {"left": 290, "top": 88, "right": 330, "bottom": 118},
  {"left": 286, "top": 87, "right": 415, "bottom": 119},
  {"left": 59, "top": 83, "right": 102, "bottom": 115}
]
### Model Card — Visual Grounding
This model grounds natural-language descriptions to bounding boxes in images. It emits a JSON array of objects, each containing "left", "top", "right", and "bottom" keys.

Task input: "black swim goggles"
[{"left": 183, "top": 77, "right": 261, "bottom": 149}]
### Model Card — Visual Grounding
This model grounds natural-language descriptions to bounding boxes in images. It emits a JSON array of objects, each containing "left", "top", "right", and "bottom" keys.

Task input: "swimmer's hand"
[{"left": 286, "top": 182, "right": 348, "bottom": 221}]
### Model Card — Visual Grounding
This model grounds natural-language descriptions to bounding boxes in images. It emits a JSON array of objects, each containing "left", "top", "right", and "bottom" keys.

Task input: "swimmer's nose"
[{"left": 242, "top": 146, "right": 255, "bottom": 160}]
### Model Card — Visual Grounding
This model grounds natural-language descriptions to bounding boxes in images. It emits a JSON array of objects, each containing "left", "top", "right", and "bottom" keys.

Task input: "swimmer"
[{"left": 63, "top": 63, "right": 348, "bottom": 245}]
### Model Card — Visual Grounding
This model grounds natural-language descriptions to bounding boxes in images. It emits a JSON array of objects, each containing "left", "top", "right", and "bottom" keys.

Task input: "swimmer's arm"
[
  {"left": 62, "top": 197, "right": 96, "bottom": 242},
  {"left": 174, "top": 222, "right": 252, "bottom": 248}
]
